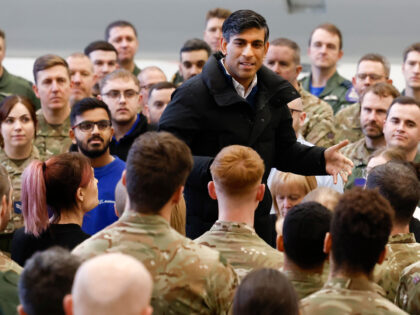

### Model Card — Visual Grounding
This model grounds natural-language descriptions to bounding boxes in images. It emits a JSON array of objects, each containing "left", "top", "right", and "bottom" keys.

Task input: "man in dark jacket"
[{"left": 159, "top": 10, "right": 352, "bottom": 244}]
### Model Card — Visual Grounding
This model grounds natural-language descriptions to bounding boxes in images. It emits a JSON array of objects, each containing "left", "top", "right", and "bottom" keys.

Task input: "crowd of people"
[{"left": 0, "top": 6, "right": 419, "bottom": 315}]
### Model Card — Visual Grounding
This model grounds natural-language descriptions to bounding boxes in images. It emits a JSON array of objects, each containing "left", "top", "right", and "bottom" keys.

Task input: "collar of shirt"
[{"left": 220, "top": 58, "right": 257, "bottom": 99}]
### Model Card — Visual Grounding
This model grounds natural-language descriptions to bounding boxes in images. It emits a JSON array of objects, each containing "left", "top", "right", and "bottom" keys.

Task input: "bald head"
[{"left": 69, "top": 253, "right": 153, "bottom": 315}]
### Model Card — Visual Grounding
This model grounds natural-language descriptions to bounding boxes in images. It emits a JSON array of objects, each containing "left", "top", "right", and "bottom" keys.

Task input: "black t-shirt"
[{"left": 11, "top": 223, "right": 89, "bottom": 266}]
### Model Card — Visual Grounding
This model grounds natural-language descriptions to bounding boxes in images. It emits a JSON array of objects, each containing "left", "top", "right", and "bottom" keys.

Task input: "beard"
[{"left": 76, "top": 135, "right": 110, "bottom": 159}]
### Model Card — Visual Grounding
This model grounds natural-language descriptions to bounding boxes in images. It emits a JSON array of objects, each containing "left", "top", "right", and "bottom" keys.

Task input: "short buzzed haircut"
[
  {"left": 270, "top": 38, "right": 301, "bottom": 65},
  {"left": 222, "top": 10, "right": 269, "bottom": 43},
  {"left": 386, "top": 96, "right": 420, "bottom": 118},
  {"left": 206, "top": 8, "right": 231, "bottom": 23},
  {"left": 18, "top": 247, "right": 81, "bottom": 315},
  {"left": 357, "top": 53, "right": 391, "bottom": 78},
  {"left": 180, "top": 38, "right": 211, "bottom": 58},
  {"left": 148, "top": 81, "right": 176, "bottom": 99},
  {"left": 403, "top": 42, "right": 420, "bottom": 62},
  {"left": 84, "top": 40, "right": 118, "bottom": 57},
  {"left": 126, "top": 131, "right": 193, "bottom": 214},
  {"left": 331, "top": 188, "right": 393, "bottom": 274},
  {"left": 70, "top": 97, "right": 112, "bottom": 126},
  {"left": 309, "top": 23, "right": 343, "bottom": 50},
  {"left": 359, "top": 82, "right": 400, "bottom": 105},
  {"left": 302, "top": 187, "right": 340, "bottom": 211},
  {"left": 99, "top": 68, "right": 140, "bottom": 92},
  {"left": 105, "top": 20, "right": 138, "bottom": 40},
  {"left": 210, "top": 145, "right": 264, "bottom": 196},
  {"left": 366, "top": 161, "right": 420, "bottom": 226},
  {"left": 71, "top": 253, "right": 152, "bottom": 315},
  {"left": 283, "top": 202, "right": 332, "bottom": 269},
  {"left": 33, "top": 54, "right": 69, "bottom": 84}
]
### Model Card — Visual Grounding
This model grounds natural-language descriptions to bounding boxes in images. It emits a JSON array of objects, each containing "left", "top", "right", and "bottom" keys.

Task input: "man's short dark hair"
[
  {"left": 70, "top": 97, "right": 112, "bottom": 127},
  {"left": 180, "top": 38, "right": 211, "bottom": 58},
  {"left": 283, "top": 202, "right": 332, "bottom": 269},
  {"left": 105, "top": 20, "right": 138, "bottom": 40},
  {"left": 366, "top": 161, "right": 420, "bottom": 226},
  {"left": 33, "top": 54, "right": 69, "bottom": 84},
  {"left": 331, "top": 188, "right": 393, "bottom": 275},
  {"left": 387, "top": 96, "right": 420, "bottom": 118},
  {"left": 270, "top": 37, "right": 301, "bottom": 65},
  {"left": 403, "top": 42, "right": 420, "bottom": 62},
  {"left": 233, "top": 268, "right": 299, "bottom": 315},
  {"left": 126, "top": 131, "right": 193, "bottom": 214},
  {"left": 359, "top": 82, "right": 400, "bottom": 106},
  {"left": 206, "top": 8, "right": 231, "bottom": 23},
  {"left": 18, "top": 247, "right": 82, "bottom": 315},
  {"left": 309, "top": 23, "right": 343, "bottom": 50},
  {"left": 357, "top": 53, "right": 390, "bottom": 78},
  {"left": 148, "top": 81, "right": 176, "bottom": 99},
  {"left": 222, "top": 10, "right": 269, "bottom": 43},
  {"left": 84, "top": 40, "right": 118, "bottom": 57}
]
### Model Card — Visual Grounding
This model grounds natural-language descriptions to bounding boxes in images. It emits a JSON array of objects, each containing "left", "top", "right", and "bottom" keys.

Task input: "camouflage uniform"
[
  {"left": 0, "top": 145, "right": 41, "bottom": 235},
  {"left": 300, "top": 71, "right": 355, "bottom": 114},
  {"left": 73, "top": 212, "right": 238, "bottom": 314},
  {"left": 396, "top": 261, "right": 420, "bottom": 314},
  {"left": 34, "top": 110, "right": 72, "bottom": 160},
  {"left": 0, "top": 67, "right": 41, "bottom": 110},
  {"left": 374, "top": 233, "right": 420, "bottom": 302},
  {"left": 195, "top": 221, "right": 284, "bottom": 280},
  {"left": 0, "top": 251, "right": 22, "bottom": 274},
  {"left": 300, "top": 277, "right": 407, "bottom": 314},
  {"left": 334, "top": 102, "right": 363, "bottom": 143},
  {"left": 283, "top": 269, "right": 323, "bottom": 300},
  {"left": 298, "top": 84, "right": 336, "bottom": 147}
]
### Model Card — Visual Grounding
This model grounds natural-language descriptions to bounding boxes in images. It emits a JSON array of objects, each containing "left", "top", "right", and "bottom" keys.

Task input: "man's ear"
[
  {"left": 220, "top": 37, "right": 228, "bottom": 55},
  {"left": 171, "top": 186, "right": 183, "bottom": 204},
  {"left": 208, "top": 181, "right": 217, "bottom": 200},
  {"left": 32, "top": 84, "right": 39, "bottom": 98},
  {"left": 323, "top": 232, "right": 332, "bottom": 255},
  {"left": 63, "top": 294, "right": 73, "bottom": 315},
  {"left": 352, "top": 76, "right": 357, "bottom": 87},
  {"left": 295, "top": 64, "right": 303, "bottom": 77},
  {"left": 276, "top": 234, "right": 284, "bottom": 252},
  {"left": 377, "top": 247, "right": 387, "bottom": 265},
  {"left": 76, "top": 187, "right": 84, "bottom": 204},
  {"left": 256, "top": 184, "right": 265, "bottom": 202},
  {"left": 122, "top": 170, "right": 127, "bottom": 187},
  {"left": 69, "top": 128, "right": 77, "bottom": 144},
  {"left": 141, "top": 305, "right": 153, "bottom": 315}
]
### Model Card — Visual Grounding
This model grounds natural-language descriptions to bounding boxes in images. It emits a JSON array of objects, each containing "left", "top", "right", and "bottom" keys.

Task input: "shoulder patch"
[{"left": 345, "top": 86, "right": 359, "bottom": 103}]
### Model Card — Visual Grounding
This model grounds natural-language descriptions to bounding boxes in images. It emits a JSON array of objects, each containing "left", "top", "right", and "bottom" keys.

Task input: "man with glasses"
[
  {"left": 99, "top": 69, "right": 151, "bottom": 161},
  {"left": 335, "top": 54, "right": 393, "bottom": 143},
  {"left": 70, "top": 97, "right": 125, "bottom": 235}
]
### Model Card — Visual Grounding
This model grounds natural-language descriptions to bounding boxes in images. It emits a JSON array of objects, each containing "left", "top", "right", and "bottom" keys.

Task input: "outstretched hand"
[{"left": 324, "top": 140, "right": 354, "bottom": 184}]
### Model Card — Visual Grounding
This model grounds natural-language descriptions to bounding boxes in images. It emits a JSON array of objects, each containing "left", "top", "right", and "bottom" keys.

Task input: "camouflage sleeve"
[
  {"left": 396, "top": 267, "right": 420, "bottom": 314},
  {"left": 205, "top": 256, "right": 238, "bottom": 314},
  {"left": 302, "top": 104, "right": 336, "bottom": 147},
  {"left": 71, "top": 237, "right": 110, "bottom": 261}
]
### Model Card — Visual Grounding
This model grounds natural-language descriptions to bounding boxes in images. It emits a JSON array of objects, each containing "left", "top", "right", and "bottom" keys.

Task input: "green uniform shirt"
[
  {"left": 34, "top": 110, "right": 72, "bottom": 160},
  {"left": 0, "top": 270, "right": 19, "bottom": 315},
  {"left": 335, "top": 102, "right": 363, "bottom": 143},
  {"left": 298, "top": 84, "right": 336, "bottom": 147},
  {"left": 132, "top": 64, "right": 141, "bottom": 77},
  {"left": 300, "top": 71, "right": 354, "bottom": 114},
  {"left": 0, "top": 68, "right": 40, "bottom": 110},
  {"left": 0, "top": 145, "right": 41, "bottom": 234},
  {"left": 300, "top": 277, "right": 407, "bottom": 314},
  {"left": 374, "top": 233, "right": 420, "bottom": 302},
  {"left": 195, "top": 220, "right": 284, "bottom": 281},
  {"left": 396, "top": 260, "right": 420, "bottom": 314},
  {"left": 0, "top": 252, "right": 22, "bottom": 274},
  {"left": 283, "top": 269, "right": 323, "bottom": 300},
  {"left": 73, "top": 212, "right": 238, "bottom": 315}
]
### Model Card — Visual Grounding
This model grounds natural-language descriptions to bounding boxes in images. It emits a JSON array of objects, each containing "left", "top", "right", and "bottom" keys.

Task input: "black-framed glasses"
[
  {"left": 289, "top": 108, "right": 302, "bottom": 115},
  {"left": 72, "top": 120, "right": 112, "bottom": 132},
  {"left": 101, "top": 89, "right": 139, "bottom": 99}
]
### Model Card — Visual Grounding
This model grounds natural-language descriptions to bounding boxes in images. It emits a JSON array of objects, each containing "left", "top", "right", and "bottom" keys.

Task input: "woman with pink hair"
[{"left": 11, "top": 152, "right": 98, "bottom": 266}]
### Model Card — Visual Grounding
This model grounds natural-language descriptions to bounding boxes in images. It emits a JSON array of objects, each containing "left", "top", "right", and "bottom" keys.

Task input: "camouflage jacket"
[
  {"left": 374, "top": 233, "right": 420, "bottom": 302},
  {"left": 0, "top": 251, "right": 22, "bottom": 274},
  {"left": 0, "top": 146, "right": 41, "bottom": 234},
  {"left": 34, "top": 110, "right": 72, "bottom": 160},
  {"left": 300, "top": 277, "right": 407, "bottom": 314},
  {"left": 298, "top": 85, "right": 336, "bottom": 147},
  {"left": 341, "top": 137, "right": 376, "bottom": 167},
  {"left": 283, "top": 269, "right": 323, "bottom": 300},
  {"left": 300, "top": 71, "right": 355, "bottom": 114},
  {"left": 396, "top": 261, "right": 420, "bottom": 314},
  {"left": 334, "top": 102, "right": 363, "bottom": 143},
  {"left": 73, "top": 212, "right": 238, "bottom": 315},
  {"left": 195, "top": 221, "right": 284, "bottom": 281}
]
